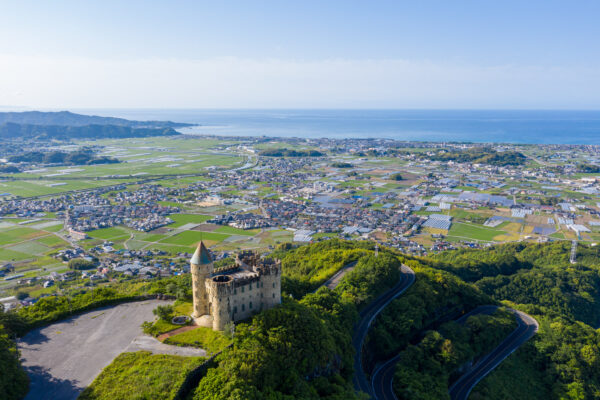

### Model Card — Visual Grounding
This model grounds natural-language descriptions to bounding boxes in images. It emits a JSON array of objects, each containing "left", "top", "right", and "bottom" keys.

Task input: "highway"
[
  {"left": 352, "top": 264, "right": 416, "bottom": 397},
  {"left": 371, "top": 306, "right": 538, "bottom": 400}
]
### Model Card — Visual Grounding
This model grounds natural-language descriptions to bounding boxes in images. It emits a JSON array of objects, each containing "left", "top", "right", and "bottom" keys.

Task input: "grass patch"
[
  {"left": 160, "top": 231, "right": 230, "bottom": 246},
  {"left": 6, "top": 241, "right": 50, "bottom": 255},
  {"left": 214, "top": 225, "right": 259, "bottom": 236},
  {"left": 164, "top": 326, "right": 232, "bottom": 354},
  {"left": 0, "top": 247, "right": 32, "bottom": 261},
  {"left": 78, "top": 351, "right": 205, "bottom": 400},
  {"left": 87, "top": 227, "right": 130, "bottom": 240},
  {"left": 169, "top": 214, "right": 212, "bottom": 228},
  {"left": 448, "top": 222, "right": 506, "bottom": 242},
  {"left": 36, "top": 234, "right": 68, "bottom": 247}
]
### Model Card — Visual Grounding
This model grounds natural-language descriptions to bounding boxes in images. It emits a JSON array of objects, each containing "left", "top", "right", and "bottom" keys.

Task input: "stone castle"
[{"left": 190, "top": 241, "right": 281, "bottom": 331}]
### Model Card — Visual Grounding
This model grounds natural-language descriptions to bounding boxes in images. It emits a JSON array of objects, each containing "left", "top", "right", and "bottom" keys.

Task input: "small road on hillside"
[
  {"left": 352, "top": 264, "right": 416, "bottom": 397},
  {"left": 448, "top": 308, "right": 538, "bottom": 400},
  {"left": 315, "top": 261, "right": 357, "bottom": 292},
  {"left": 371, "top": 305, "right": 538, "bottom": 400}
]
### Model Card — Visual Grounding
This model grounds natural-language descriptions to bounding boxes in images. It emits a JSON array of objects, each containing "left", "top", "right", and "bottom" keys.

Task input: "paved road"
[
  {"left": 17, "top": 300, "right": 205, "bottom": 400},
  {"left": 316, "top": 261, "right": 358, "bottom": 292},
  {"left": 448, "top": 308, "right": 538, "bottom": 400},
  {"left": 352, "top": 264, "right": 416, "bottom": 397},
  {"left": 371, "top": 306, "right": 538, "bottom": 400}
]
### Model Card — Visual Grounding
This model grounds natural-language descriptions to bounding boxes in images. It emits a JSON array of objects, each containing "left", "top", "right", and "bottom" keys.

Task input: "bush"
[
  {"left": 153, "top": 305, "right": 174, "bottom": 321},
  {"left": 68, "top": 258, "right": 96, "bottom": 270}
]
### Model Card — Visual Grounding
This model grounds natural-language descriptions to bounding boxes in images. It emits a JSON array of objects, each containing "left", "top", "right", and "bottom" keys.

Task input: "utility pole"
[{"left": 570, "top": 240, "right": 577, "bottom": 264}]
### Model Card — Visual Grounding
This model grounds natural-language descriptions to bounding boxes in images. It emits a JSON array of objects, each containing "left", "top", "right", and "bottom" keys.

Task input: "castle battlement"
[{"left": 190, "top": 241, "right": 281, "bottom": 331}]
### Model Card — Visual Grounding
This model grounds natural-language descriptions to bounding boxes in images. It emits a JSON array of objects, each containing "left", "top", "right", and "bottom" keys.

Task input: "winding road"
[
  {"left": 352, "top": 264, "right": 416, "bottom": 397},
  {"left": 448, "top": 308, "right": 538, "bottom": 400},
  {"left": 371, "top": 305, "right": 538, "bottom": 400}
]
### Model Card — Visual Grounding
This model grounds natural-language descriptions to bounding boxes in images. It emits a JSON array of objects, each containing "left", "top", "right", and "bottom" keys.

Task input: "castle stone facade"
[{"left": 190, "top": 242, "right": 281, "bottom": 331}]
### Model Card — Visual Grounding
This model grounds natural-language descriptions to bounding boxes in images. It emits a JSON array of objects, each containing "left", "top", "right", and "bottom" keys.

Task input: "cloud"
[{"left": 0, "top": 54, "right": 598, "bottom": 109}]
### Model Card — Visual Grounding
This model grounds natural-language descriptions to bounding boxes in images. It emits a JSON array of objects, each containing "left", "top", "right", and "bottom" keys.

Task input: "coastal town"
[{"left": 1, "top": 135, "right": 599, "bottom": 308}]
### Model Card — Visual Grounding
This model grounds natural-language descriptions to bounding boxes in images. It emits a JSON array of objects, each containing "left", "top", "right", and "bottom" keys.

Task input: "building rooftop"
[{"left": 190, "top": 241, "right": 212, "bottom": 265}]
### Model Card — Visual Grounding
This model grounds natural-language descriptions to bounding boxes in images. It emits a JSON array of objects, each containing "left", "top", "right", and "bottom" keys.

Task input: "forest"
[
  {"left": 9, "top": 150, "right": 119, "bottom": 166},
  {"left": 258, "top": 148, "right": 325, "bottom": 157},
  {"left": 4, "top": 240, "right": 600, "bottom": 400},
  {"left": 431, "top": 242, "right": 600, "bottom": 399},
  {"left": 426, "top": 148, "right": 527, "bottom": 166},
  {"left": 0, "top": 122, "right": 180, "bottom": 139}
]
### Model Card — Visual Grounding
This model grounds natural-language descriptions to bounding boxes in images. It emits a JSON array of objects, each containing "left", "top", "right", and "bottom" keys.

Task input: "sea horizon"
[{"left": 25, "top": 108, "right": 600, "bottom": 145}]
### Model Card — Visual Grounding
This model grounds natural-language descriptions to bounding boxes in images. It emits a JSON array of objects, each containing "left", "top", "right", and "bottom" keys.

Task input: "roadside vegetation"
[
  {"left": 393, "top": 309, "right": 516, "bottom": 399},
  {"left": 164, "top": 326, "right": 231, "bottom": 354},
  {"left": 430, "top": 242, "right": 600, "bottom": 399},
  {"left": 193, "top": 240, "right": 403, "bottom": 399},
  {"left": 78, "top": 351, "right": 204, "bottom": 400},
  {"left": 0, "top": 305, "right": 29, "bottom": 400}
]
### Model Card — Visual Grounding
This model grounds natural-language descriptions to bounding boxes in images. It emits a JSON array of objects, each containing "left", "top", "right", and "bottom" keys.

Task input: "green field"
[
  {"left": 447, "top": 222, "right": 507, "bottom": 242},
  {"left": 160, "top": 231, "right": 230, "bottom": 246},
  {"left": 169, "top": 214, "right": 213, "bottom": 227},
  {"left": 164, "top": 326, "right": 231, "bottom": 354},
  {"left": 87, "top": 227, "right": 131, "bottom": 241},
  {"left": 214, "top": 225, "right": 259, "bottom": 236}
]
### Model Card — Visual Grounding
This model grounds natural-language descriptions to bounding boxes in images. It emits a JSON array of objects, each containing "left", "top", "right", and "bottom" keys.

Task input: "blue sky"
[{"left": 1, "top": 1, "right": 599, "bottom": 109}]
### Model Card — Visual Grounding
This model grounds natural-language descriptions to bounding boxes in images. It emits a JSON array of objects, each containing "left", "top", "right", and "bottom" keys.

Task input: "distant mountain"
[
  {"left": 0, "top": 122, "right": 180, "bottom": 139},
  {"left": 0, "top": 111, "right": 194, "bottom": 129}
]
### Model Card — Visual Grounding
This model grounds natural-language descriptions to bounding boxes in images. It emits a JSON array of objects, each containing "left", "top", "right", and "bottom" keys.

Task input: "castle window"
[
  {"left": 234, "top": 306, "right": 237, "bottom": 313},
  {"left": 261, "top": 282, "right": 263, "bottom": 288},
  {"left": 249, "top": 301, "right": 253, "bottom": 309},
  {"left": 242, "top": 286, "right": 245, "bottom": 293},
  {"left": 242, "top": 304, "right": 245, "bottom": 311},
  {"left": 256, "top": 283, "right": 259, "bottom": 289},
  {"left": 272, "top": 293, "right": 275, "bottom": 298},
  {"left": 261, "top": 293, "right": 263, "bottom": 298},
  {"left": 272, "top": 283, "right": 275, "bottom": 288},
  {"left": 249, "top": 284, "right": 252, "bottom": 291},
  {"left": 234, "top": 288, "right": 237, "bottom": 295}
]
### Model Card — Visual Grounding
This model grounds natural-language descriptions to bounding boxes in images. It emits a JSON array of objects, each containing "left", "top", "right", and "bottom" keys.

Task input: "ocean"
[{"left": 76, "top": 109, "right": 600, "bottom": 144}]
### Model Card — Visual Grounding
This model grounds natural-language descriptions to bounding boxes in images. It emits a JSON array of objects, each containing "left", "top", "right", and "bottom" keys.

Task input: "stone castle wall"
[{"left": 204, "top": 253, "right": 282, "bottom": 330}]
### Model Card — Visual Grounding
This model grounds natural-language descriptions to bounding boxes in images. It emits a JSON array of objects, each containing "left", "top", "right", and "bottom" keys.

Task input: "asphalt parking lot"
[{"left": 18, "top": 300, "right": 204, "bottom": 400}]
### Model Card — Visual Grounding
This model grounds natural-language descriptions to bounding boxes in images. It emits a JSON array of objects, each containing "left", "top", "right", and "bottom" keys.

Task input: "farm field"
[{"left": 447, "top": 222, "right": 512, "bottom": 242}]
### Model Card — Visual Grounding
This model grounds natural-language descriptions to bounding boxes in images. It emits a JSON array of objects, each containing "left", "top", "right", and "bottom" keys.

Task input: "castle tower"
[{"left": 191, "top": 241, "right": 213, "bottom": 318}]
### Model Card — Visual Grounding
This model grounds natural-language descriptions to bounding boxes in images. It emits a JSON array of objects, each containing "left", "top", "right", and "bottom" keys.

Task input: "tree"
[
  {"left": 68, "top": 258, "right": 96, "bottom": 270},
  {"left": 153, "top": 305, "right": 174, "bottom": 321},
  {"left": 15, "top": 292, "right": 28, "bottom": 301}
]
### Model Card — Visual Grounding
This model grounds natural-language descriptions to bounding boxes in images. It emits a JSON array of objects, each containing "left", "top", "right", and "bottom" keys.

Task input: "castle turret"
[{"left": 191, "top": 241, "right": 213, "bottom": 318}]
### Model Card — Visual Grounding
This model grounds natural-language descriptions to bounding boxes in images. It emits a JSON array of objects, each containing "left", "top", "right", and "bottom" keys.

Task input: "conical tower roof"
[{"left": 191, "top": 241, "right": 212, "bottom": 265}]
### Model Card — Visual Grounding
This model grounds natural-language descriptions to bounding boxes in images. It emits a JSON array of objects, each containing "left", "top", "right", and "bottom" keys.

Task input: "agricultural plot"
[
  {"left": 447, "top": 222, "right": 508, "bottom": 242},
  {"left": 214, "top": 225, "right": 259, "bottom": 236},
  {"left": 160, "top": 231, "right": 230, "bottom": 246},
  {"left": 87, "top": 227, "right": 131, "bottom": 241},
  {"left": 169, "top": 214, "right": 213, "bottom": 228}
]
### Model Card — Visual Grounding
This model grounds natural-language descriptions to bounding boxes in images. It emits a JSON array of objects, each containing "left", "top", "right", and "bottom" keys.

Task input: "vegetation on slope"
[
  {"left": 193, "top": 240, "right": 402, "bottom": 399},
  {"left": 0, "top": 122, "right": 180, "bottom": 139},
  {"left": 16, "top": 274, "right": 192, "bottom": 333},
  {"left": 273, "top": 239, "right": 372, "bottom": 298},
  {"left": 364, "top": 261, "right": 491, "bottom": 371},
  {"left": 431, "top": 242, "right": 600, "bottom": 399},
  {"left": 393, "top": 309, "right": 516, "bottom": 400},
  {"left": 0, "top": 110, "right": 192, "bottom": 128},
  {"left": 0, "top": 305, "right": 29, "bottom": 400},
  {"left": 78, "top": 351, "right": 205, "bottom": 400},
  {"left": 9, "top": 150, "right": 119, "bottom": 166},
  {"left": 426, "top": 148, "right": 527, "bottom": 166}
]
